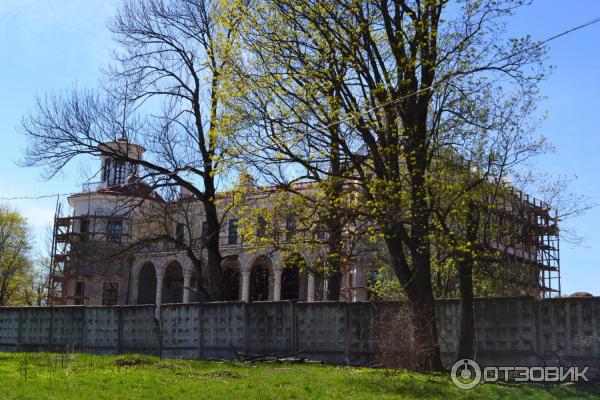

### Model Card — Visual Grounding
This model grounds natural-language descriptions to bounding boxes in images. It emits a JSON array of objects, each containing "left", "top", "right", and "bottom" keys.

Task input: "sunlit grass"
[{"left": 0, "top": 352, "right": 597, "bottom": 399}]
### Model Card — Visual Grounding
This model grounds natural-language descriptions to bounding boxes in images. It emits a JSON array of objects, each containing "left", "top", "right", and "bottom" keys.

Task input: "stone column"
[
  {"left": 155, "top": 265, "right": 165, "bottom": 319},
  {"left": 129, "top": 264, "right": 139, "bottom": 305},
  {"left": 272, "top": 268, "right": 282, "bottom": 301},
  {"left": 354, "top": 267, "right": 367, "bottom": 302},
  {"left": 307, "top": 273, "right": 315, "bottom": 302},
  {"left": 241, "top": 270, "right": 250, "bottom": 302},
  {"left": 183, "top": 270, "right": 192, "bottom": 304}
]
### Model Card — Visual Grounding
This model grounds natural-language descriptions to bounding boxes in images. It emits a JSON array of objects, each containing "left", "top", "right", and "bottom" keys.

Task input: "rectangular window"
[
  {"left": 201, "top": 221, "right": 209, "bottom": 238},
  {"left": 285, "top": 214, "right": 296, "bottom": 242},
  {"left": 256, "top": 216, "right": 267, "bottom": 238},
  {"left": 175, "top": 223, "right": 185, "bottom": 248},
  {"left": 114, "top": 161, "right": 126, "bottom": 185},
  {"left": 102, "top": 159, "right": 112, "bottom": 184},
  {"left": 80, "top": 218, "right": 90, "bottom": 241},
  {"left": 74, "top": 281, "right": 85, "bottom": 305},
  {"left": 315, "top": 222, "right": 326, "bottom": 241},
  {"left": 228, "top": 218, "right": 238, "bottom": 245},
  {"left": 102, "top": 282, "right": 119, "bottom": 306},
  {"left": 106, "top": 220, "right": 123, "bottom": 242}
]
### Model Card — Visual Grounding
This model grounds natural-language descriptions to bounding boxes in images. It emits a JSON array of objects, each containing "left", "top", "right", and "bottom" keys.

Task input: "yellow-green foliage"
[
  {"left": 0, "top": 205, "right": 35, "bottom": 306},
  {"left": 230, "top": 176, "right": 333, "bottom": 270}
]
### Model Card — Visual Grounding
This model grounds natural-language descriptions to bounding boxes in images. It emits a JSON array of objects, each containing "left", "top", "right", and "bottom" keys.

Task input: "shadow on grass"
[
  {"left": 342, "top": 368, "right": 600, "bottom": 399},
  {"left": 343, "top": 369, "right": 457, "bottom": 398}
]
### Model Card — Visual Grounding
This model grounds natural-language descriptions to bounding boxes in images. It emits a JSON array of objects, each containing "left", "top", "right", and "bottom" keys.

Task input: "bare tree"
[{"left": 21, "top": 0, "right": 242, "bottom": 300}]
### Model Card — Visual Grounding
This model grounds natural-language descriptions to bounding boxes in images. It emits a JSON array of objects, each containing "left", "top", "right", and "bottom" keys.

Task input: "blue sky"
[
  {"left": 0, "top": 0, "right": 598, "bottom": 295},
  {"left": 0, "top": 0, "right": 117, "bottom": 245}
]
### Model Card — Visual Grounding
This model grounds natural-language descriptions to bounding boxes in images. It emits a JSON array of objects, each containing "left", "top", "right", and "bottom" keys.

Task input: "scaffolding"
[
  {"left": 48, "top": 198, "right": 133, "bottom": 305},
  {"left": 526, "top": 194, "right": 561, "bottom": 298},
  {"left": 48, "top": 201, "right": 70, "bottom": 305},
  {"left": 495, "top": 188, "right": 561, "bottom": 298}
]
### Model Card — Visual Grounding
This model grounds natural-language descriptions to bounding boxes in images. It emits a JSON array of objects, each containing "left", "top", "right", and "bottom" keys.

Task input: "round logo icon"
[{"left": 451, "top": 359, "right": 482, "bottom": 390}]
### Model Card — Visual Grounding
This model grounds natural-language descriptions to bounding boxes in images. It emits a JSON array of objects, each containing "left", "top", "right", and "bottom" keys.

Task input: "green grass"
[{"left": 0, "top": 352, "right": 597, "bottom": 399}]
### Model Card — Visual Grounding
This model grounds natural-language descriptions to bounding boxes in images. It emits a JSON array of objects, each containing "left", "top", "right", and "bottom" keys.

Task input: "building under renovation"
[{"left": 47, "top": 139, "right": 561, "bottom": 306}]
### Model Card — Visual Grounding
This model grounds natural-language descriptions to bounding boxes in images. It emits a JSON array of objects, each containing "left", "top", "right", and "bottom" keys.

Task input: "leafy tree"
[
  {"left": 0, "top": 206, "right": 35, "bottom": 306},
  {"left": 229, "top": 0, "right": 548, "bottom": 369}
]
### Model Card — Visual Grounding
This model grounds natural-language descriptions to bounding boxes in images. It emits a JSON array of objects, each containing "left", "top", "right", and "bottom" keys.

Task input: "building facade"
[{"left": 48, "top": 140, "right": 561, "bottom": 306}]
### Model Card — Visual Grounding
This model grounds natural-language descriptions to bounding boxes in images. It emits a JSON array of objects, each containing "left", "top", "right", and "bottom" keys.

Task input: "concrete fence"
[{"left": 0, "top": 296, "right": 599, "bottom": 368}]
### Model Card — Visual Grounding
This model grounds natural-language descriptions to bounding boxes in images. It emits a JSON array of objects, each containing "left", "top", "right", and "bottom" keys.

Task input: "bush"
[{"left": 375, "top": 303, "right": 428, "bottom": 370}]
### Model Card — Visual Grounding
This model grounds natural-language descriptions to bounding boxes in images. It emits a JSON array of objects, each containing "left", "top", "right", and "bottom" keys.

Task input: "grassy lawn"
[{"left": 0, "top": 353, "right": 597, "bottom": 399}]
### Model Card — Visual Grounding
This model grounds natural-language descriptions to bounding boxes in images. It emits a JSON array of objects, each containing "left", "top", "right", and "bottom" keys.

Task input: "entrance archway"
[
  {"left": 137, "top": 262, "right": 157, "bottom": 305},
  {"left": 281, "top": 264, "right": 300, "bottom": 300},
  {"left": 222, "top": 257, "right": 241, "bottom": 301},
  {"left": 250, "top": 258, "right": 270, "bottom": 301},
  {"left": 162, "top": 261, "right": 184, "bottom": 304},
  {"left": 223, "top": 267, "right": 240, "bottom": 301}
]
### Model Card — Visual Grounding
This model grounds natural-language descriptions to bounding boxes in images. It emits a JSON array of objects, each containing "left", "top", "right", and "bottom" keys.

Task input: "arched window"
[
  {"left": 162, "top": 262, "right": 184, "bottom": 304},
  {"left": 222, "top": 267, "right": 240, "bottom": 301},
  {"left": 281, "top": 264, "right": 300, "bottom": 300},
  {"left": 250, "top": 263, "right": 269, "bottom": 301},
  {"left": 138, "top": 263, "right": 157, "bottom": 304}
]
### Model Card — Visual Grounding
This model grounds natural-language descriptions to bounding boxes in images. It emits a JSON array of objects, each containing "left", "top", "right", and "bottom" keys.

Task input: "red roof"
[{"left": 72, "top": 182, "right": 165, "bottom": 203}]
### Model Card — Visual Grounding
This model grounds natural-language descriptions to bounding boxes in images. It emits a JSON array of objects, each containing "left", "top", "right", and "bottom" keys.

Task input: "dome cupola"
[{"left": 98, "top": 137, "right": 145, "bottom": 187}]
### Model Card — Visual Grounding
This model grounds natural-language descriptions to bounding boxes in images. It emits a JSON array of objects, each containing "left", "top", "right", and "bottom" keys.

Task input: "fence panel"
[
  {"left": 161, "top": 303, "right": 201, "bottom": 358},
  {"left": 539, "top": 297, "right": 600, "bottom": 366},
  {"left": 0, "top": 297, "right": 597, "bottom": 368},
  {"left": 296, "top": 302, "right": 347, "bottom": 363},
  {"left": 200, "top": 302, "right": 245, "bottom": 359},
  {"left": 246, "top": 301, "right": 293, "bottom": 355},
  {"left": 84, "top": 307, "right": 120, "bottom": 354},
  {"left": 0, "top": 308, "right": 20, "bottom": 351},
  {"left": 49, "top": 307, "right": 85, "bottom": 351},
  {"left": 121, "top": 305, "right": 159, "bottom": 354},
  {"left": 19, "top": 307, "right": 52, "bottom": 351}
]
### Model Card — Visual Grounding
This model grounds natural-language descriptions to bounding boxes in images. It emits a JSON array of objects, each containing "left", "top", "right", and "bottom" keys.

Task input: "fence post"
[
  {"left": 345, "top": 302, "right": 351, "bottom": 363},
  {"left": 16, "top": 308, "right": 23, "bottom": 352},
  {"left": 117, "top": 306, "right": 124, "bottom": 354},
  {"left": 291, "top": 301, "right": 297, "bottom": 354},
  {"left": 534, "top": 298, "right": 542, "bottom": 362},
  {"left": 48, "top": 306, "right": 54, "bottom": 352},
  {"left": 243, "top": 302, "right": 249, "bottom": 356},
  {"left": 198, "top": 303, "right": 204, "bottom": 360},
  {"left": 80, "top": 307, "right": 86, "bottom": 353},
  {"left": 157, "top": 306, "right": 163, "bottom": 358}
]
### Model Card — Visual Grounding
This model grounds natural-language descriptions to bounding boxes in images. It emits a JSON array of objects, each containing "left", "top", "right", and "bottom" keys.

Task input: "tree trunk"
[
  {"left": 202, "top": 198, "right": 223, "bottom": 301},
  {"left": 409, "top": 291, "right": 443, "bottom": 371},
  {"left": 325, "top": 108, "right": 344, "bottom": 302},
  {"left": 456, "top": 202, "right": 479, "bottom": 360},
  {"left": 456, "top": 258, "right": 475, "bottom": 360},
  {"left": 326, "top": 266, "right": 341, "bottom": 301},
  {"left": 408, "top": 255, "right": 444, "bottom": 371},
  {"left": 386, "top": 236, "right": 443, "bottom": 371},
  {"left": 325, "top": 196, "right": 343, "bottom": 301}
]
